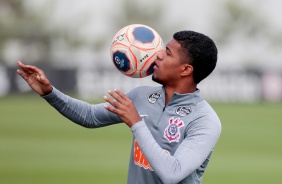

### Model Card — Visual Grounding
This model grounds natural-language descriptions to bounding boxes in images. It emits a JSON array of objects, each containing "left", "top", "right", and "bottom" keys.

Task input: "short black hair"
[{"left": 173, "top": 30, "right": 218, "bottom": 84}]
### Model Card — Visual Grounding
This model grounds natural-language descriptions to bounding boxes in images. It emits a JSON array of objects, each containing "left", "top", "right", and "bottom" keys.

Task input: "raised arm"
[
  {"left": 17, "top": 61, "right": 122, "bottom": 128},
  {"left": 17, "top": 61, "right": 53, "bottom": 96}
]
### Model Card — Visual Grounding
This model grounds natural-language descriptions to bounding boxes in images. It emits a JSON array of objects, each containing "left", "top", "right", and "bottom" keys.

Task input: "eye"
[
  {"left": 165, "top": 47, "right": 172, "bottom": 56},
  {"left": 166, "top": 50, "right": 171, "bottom": 56}
]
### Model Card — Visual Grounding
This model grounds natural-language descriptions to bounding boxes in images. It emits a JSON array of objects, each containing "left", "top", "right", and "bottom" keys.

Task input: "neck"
[{"left": 164, "top": 83, "right": 197, "bottom": 105}]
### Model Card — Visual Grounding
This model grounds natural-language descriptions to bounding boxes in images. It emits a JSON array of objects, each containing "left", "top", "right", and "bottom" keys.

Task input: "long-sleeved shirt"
[{"left": 43, "top": 85, "right": 221, "bottom": 184}]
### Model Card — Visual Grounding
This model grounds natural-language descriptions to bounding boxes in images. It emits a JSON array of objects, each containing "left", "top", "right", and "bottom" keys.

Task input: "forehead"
[
  {"left": 167, "top": 38, "right": 188, "bottom": 63},
  {"left": 166, "top": 39, "right": 181, "bottom": 52}
]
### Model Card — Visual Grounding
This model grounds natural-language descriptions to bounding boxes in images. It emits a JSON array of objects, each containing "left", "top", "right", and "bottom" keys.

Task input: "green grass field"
[{"left": 1, "top": 94, "right": 282, "bottom": 184}]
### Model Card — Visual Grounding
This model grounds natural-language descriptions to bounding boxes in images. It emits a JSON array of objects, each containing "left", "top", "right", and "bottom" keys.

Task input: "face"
[{"left": 152, "top": 39, "right": 186, "bottom": 85}]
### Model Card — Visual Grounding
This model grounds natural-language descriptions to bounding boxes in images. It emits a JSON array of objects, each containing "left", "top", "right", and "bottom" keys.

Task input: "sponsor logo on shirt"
[
  {"left": 175, "top": 106, "right": 192, "bottom": 117},
  {"left": 164, "top": 117, "right": 184, "bottom": 143},
  {"left": 133, "top": 140, "right": 170, "bottom": 171},
  {"left": 148, "top": 92, "right": 161, "bottom": 104},
  {"left": 134, "top": 140, "right": 153, "bottom": 171}
]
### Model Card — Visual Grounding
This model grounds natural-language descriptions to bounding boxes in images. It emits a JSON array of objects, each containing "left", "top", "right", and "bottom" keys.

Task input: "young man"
[{"left": 17, "top": 30, "right": 221, "bottom": 184}]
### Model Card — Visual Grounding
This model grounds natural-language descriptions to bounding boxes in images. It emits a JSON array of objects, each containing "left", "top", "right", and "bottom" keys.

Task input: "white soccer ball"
[{"left": 110, "top": 24, "right": 164, "bottom": 78}]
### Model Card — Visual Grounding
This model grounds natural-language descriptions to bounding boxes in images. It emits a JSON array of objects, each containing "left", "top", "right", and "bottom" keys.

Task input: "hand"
[
  {"left": 17, "top": 61, "right": 53, "bottom": 96},
  {"left": 103, "top": 89, "right": 142, "bottom": 127}
]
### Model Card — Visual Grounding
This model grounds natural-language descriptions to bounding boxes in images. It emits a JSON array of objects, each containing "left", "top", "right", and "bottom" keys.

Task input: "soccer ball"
[{"left": 110, "top": 24, "right": 164, "bottom": 78}]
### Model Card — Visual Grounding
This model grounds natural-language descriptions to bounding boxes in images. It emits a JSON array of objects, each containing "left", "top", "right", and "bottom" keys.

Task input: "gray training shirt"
[{"left": 43, "top": 85, "right": 221, "bottom": 184}]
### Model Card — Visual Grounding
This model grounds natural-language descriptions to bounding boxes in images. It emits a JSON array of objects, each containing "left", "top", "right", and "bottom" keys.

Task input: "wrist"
[
  {"left": 127, "top": 117, "right": 142, "bottom": 128},
  {"left": 41, "top": 86, "right": 53, "bottom": 97}
]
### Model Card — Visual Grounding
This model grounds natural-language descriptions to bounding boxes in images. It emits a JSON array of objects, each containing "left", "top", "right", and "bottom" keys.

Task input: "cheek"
[{"left": 165, "top": 61, "right": 178, "bottom": 71}]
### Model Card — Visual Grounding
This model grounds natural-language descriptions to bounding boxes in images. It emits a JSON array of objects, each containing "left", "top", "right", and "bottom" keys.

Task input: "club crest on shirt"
[
  {"left": 148, "top": 92, "right": 161, "bottom": 103},
  {"left": 175, "top": 106, "right": 192, "bottom": 117},
  {"left": 164, "top": 117, "right": 184, "bottom": 143}
]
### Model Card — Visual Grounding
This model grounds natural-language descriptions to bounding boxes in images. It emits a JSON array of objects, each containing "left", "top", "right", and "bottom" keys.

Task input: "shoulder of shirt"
[
  {"left": 192, "top": 100, "right": 222, "bottom": 129},
  {"left": 125, "top": 85, "right": 162, "bottom": 101},
  {"left": 127, "top": 85, "right": 162, "bottom": 94}
]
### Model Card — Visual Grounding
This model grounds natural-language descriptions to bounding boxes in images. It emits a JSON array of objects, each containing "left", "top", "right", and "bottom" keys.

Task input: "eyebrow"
[{"left": 166, "top": 46, "right": 172, "bottom": 54}]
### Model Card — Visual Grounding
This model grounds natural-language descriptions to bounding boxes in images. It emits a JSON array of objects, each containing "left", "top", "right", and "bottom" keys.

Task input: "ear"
[{"left": 180, "top": 64, "right": 193, "bottom": 77}]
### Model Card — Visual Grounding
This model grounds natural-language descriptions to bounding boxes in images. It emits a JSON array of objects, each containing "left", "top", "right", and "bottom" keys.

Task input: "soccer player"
[{"left": 17, "top": 30, "right": 221, "bottom": 184}]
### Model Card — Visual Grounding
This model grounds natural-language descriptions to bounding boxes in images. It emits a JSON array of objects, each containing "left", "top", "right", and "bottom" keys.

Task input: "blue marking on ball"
[
  {"left": 113, "top": 51, "right": 131, "bottom": 72},
  {"left": 133, "top": 27, "right": 155, "bottom": 43}
]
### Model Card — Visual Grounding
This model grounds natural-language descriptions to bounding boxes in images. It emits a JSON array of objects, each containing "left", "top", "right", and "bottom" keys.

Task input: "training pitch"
[{"left": 0, "top": 94, "right": 281, "bottom": 184}]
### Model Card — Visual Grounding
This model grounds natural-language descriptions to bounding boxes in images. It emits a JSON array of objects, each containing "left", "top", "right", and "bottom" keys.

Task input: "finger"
[
  {"left": 18, "top": 61, "right": 25, "bottom": 67},
  {"left": 107, "top": 90, "right": 124, "bottom": 103},
  {"left": 16, "top": 69, "right": 28, "bottom": 80},
  {"left": 24, "top": 65, "right": 43, "bottom": 74},
  {"left": 104, "top": 104, "right": 118, "bottom": 114},
  {"left": 18, "top": 61, "right": 35, "bottom": 74},
  {"left": 113, "top": 89, "right": 128, "bottom": 100},
  {"left": 18, "top": 61, "right": 42, "bottom": 75},
  {"left": 18, "top": 61, "right": 30, "bottom": 73},
  {"left": 103, "top": 95, "right": 119, "bottom": 108}
]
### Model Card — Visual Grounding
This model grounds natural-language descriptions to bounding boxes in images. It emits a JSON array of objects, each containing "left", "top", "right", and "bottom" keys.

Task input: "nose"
[{"left": 156, "top": 50, "right": 165, "bottom": 60}]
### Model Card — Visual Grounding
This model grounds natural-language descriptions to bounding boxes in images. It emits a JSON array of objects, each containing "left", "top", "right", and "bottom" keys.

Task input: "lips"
[
  {"left": 153, "top": 60, "right": 159, "bottom": 70},
  {"left": 153, "top": 65, "right": 158, "bottom": 70}
]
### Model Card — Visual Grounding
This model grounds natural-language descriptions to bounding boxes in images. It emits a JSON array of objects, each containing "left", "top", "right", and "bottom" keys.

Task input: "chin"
[{"left": 152, "top": 74, "right": 162, "bottom": 84}]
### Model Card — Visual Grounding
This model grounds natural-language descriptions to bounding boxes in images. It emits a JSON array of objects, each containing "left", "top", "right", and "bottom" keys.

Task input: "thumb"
[
  {"left": 36, "top": 74, "right": 48, "bottom": 84},
  {"left": 36, "top": 74, "right": 43, "bottom": 81}
]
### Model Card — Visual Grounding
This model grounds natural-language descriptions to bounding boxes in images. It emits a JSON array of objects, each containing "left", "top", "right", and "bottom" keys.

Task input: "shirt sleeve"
[
  {"left": 42, "top": 86, "right": 122, "bottom": 128},
  {"left": 131, "top": 117, "right": 221, "bottom": 184}
]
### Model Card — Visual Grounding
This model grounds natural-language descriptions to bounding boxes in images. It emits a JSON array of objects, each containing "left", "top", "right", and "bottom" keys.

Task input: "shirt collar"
[{"left": 161, "top": 87, "right": 203, "bottom": 106}]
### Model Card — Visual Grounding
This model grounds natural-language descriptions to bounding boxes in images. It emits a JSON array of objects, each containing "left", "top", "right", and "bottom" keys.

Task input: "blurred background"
[{"left": 0, "top": 0, "right": 282, "bottom": 183}]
